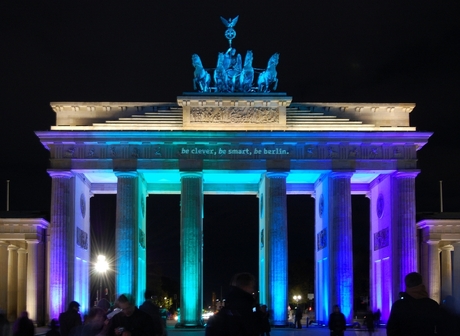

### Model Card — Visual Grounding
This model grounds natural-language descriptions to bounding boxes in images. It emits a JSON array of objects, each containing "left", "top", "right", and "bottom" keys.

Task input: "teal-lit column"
[
  {"left": 264, "top": 172, "right": 288, "bottom": 326},
  {"left": 179, "top": 172, "right": 203, "bottom": 327},
  {"left": 115, "top": 171, "right": 139, "bottom": 299},
  {"left": 391, "top": 171, "right": 418, "bottom": 296},
  {"left": 48, "top": 171, "right": 74, "bottom": 319},
  {"left": 328, "top": 172, "right": 353, "bottom": 322}
]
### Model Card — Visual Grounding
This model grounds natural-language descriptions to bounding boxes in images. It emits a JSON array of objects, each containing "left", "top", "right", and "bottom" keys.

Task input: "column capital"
[
  {"left": 441, "top": 244, "right": 454, "bottom": 252},
  {"left": 8, "top": 244, "right": 19, "bottom": 251},
  {"left": 0, "top": 241, "right": 9, "bottom": 248},
  {"left": 48, "top": 170, "right": 73, "bottom": 179},
  {"left": 393, "top": 170, "right": 420, "bottom": 179},
  {"left": 114, "top": 171, "right": 138, "bottom": 178},
  {"left": 17, "top": 248, "right": 27, "bottom": 254},
  {"left": 265, "top": 171, "right": 288, "bottom": 179},
  {"left": 180, "top": 172, "right": 203, "bottom": 179},
  {"left": 329, "top": 171, "right": 353, "bottom": 179},
  {"left": 426, "top": 239, "right": 440, "bottom": 245}
]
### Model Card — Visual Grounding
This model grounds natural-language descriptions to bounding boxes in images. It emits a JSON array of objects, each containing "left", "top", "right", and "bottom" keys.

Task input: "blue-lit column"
[
  {"left": 328, "top": 172, "right": 353, "bottom": 322},
  {"left": 391, "top": 171, "right": 418, "bottom": 296},
  {"left": 264, "top": 172, "right": 288, "bottom": 326},
  {"left": 48, "top": 171, "right": 74, "bottom": 319},
  {"left": 115, "top": 171, "right": 139, "bottom": 299},
  {"left": 179, "top": 172, "right": 203, "bottom": 327}
]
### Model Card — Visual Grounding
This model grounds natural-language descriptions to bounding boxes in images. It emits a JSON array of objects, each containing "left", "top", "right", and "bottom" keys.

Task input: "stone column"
[
  {"left": 17, "top": 248, "right": 27, "bottom": 314},
  {"left": 425, "top": 240, "right": 441, "bottom": 303},
  {"left": 48, "top": 171, "right": 74, "bottom": 319},
  {"left": 392, "top": 172, "right": 418, "bottom": 294},
  {"left": 0, "top": 241, "right": 9, "bottom": 311},
  {"left": 26, "top": 240, "right": 40, "bottom": 324},
  {"left": 115, "top": 171, "right": 139, "bottom": 297},
  {"left": 7, "top": 245, "right": 19, "bottom": 320},
  {"left": 328, "top": 172, "right": 353, "bottom": 321},
  {"left": 441, "top": 244, "right": 453, "bottom": 300},
  {"left": 453, "top": 242, "right": 460, "bottom": 314},
  {"left": 179, "top": 172, "right": 203, "bottom": 327},
  {"left": 264, "top": 172, "right": 288, "bottom": 326}
]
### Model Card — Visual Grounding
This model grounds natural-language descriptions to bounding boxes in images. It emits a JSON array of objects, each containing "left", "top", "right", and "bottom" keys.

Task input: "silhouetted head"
[
  {"left": 405, "top": 272, "right": 423, "bottom": 288},
  {"left": 117, "top": 294, "right": 136, "bottom": 317},
  {"left": 144, "top": 290, "right": 153, "bottom": 300},
  {"left": 68, "top": 301, "right": 80, "bottom": 311},
  {"left": 231, "top": 272, "right": 256, "bottom": 294}
]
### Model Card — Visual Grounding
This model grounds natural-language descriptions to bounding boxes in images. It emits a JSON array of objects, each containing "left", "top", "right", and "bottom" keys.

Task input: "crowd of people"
[{"left": 1, "top": 271, "right": 459, "bottom": 336}]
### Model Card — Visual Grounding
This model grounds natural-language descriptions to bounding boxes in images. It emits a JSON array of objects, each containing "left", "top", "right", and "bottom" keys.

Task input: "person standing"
[
  {"left": 59, "top": 301, "right": 82, "bottom": 336},
  {"left": 387, "top": 272, "right": 441, "bottom": 336},
  {"left": 364, "top": 308, "right": 375, "bottom": 335},
  {"left": 205, "top": 272, "right": 261, "bottom": 336},
  {"left": 45, "top": 319, "right": 61, "bottom": 336},
  {"left": 13, "top": 311, "right": 35, "bottom": 336},
  {"left": 139, "top": 290, "right": 164, "bottom": 336},
  {"left": 259, "top": 305, "right": 271, "bottom": 336},
  {"left": 109, "top": 294, "right": 159, "bottom": 336},
  {"left": 328, "top": 305, "right": 346, "bottom": 336},
  {"left": 294, "top": 307, "right": 303, "bottom": 329}
]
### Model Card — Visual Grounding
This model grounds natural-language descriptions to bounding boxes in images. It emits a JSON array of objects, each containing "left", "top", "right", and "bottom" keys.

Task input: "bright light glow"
[
  {"left": 95, "top": 255, "right": 109, "bottom": 273},
  {"left": 293, "top": 295, "right": 301, "bottom": 302}
]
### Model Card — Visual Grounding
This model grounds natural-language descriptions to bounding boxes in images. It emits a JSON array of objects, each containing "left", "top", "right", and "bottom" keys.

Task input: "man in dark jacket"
[
  {"left": 328, "top": 305, "right": 346, "bottom": 336},
  {"left": 205, "top": 272, "right": 261, "bottom": 336},
  {"left": 59, "top": 301, "right": 82, "bottom": 336},
  {"left": 387, "top": 272, "right": 441, "bottom": 336},
  {"left": 109, "top": 294, "right": 159, "bottom": 336}
]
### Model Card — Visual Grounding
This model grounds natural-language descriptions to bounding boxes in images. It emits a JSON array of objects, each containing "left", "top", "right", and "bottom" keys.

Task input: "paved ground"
[{"left": 35, "top": 325, "right": 387, "bottom": 335}]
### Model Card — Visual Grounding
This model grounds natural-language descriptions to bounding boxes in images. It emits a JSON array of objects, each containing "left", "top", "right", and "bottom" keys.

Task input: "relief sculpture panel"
[{"left": 190, "top": 107, "right": 279, "bottom": 124}]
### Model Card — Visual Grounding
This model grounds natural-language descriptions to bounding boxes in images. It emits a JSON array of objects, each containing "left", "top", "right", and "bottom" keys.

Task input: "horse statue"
[
  {"left": 214, "top": 52, "right": 228, "bottom": 92},
  {"left": 239, "top": 50, "right": 254, "bottom": 92},
  {"left": 192, "top": 54, "right": 211, "bottom": 92},
  {"left": 257, "top": 53, "right": 279, "bottom": 93}
]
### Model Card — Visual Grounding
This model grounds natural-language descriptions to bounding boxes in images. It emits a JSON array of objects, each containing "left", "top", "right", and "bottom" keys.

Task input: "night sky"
[{"left": 2, "top": 2, "right": 460, "bottom": 308}]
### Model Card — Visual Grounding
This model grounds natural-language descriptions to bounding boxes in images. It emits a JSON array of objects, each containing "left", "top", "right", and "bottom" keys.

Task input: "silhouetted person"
[
  {"left": 364, "top": 308, "right": 375, "bottom": 335},
  {"left": 328, "top": 305, "right": 346, "bottom": 336},
  {"left": 0, "top": 311, "right": 11, "bottom": 336},
  {"left": 373, "top": 309, "right": 381, "bottom": 329},
  {"left": 59, "top": 301, "right": 82, "bottom": 336},
  {"left": 387, "top": 272, "right": 441, "bottom": 336},
  {"left": 259, "top": 305, "right": 270, "bottom": 336},
  {"left": 45, "top": 319, "right": 61, "bottom": 336},
  {"left": 294, "top": 307, "right": 303, "bottom": 329},
  {"left": 109, "top": 293, "right": 160, "bottom": 336},
  {"left": 13, "top": 311, "right": 35, "bottom": 336},
  {"left": 206, "top": 272, "right": 261, "bottom": 336},
  {"left": 438, "top": 295, "right": 460, "bottom": 336},
  {"left": 139, "top": 290, "right": 164, "bottom": 336},
  {"left": 69, "top": 307, "right": 106, "bottom": 336}
]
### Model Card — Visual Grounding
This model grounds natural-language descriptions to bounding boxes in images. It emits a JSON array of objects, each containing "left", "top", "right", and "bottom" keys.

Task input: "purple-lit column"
[
  {"left": 179, "top": 172, "right": 203, "bottom": 327},
  {"left": 424, "top": 240, "right": 441, "bottom": 303},
  {"left": 453, "top": 242, "right": 460, "bottom": 313},
  {"left": 441, "top": 244, "right": 453, "bottom": 300},
  {"left": 0, "top": 241, "right": 8, "bottom": 312},
  {"left": 49, "top": 171, "right": 74, "bottom": 320},
  {"left": 264, "top": 172, "right": 288, "bottom": 326},
  {"left": 328, "top": 172, "right": 353, "bottom": 322},
  {"left": 115, "top": 171, "right": 139, "bottom": 298},
  {"left": 7, "top": 245, "right": 19, "bottom": 319},
  {"left": 391, "top": 172, "right": 418, "bottom": 295}
]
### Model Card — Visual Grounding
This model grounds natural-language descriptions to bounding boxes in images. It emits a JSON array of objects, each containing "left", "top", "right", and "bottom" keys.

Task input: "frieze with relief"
[{"left": 190, "top": 107, "right": 279, "bottom": 124}]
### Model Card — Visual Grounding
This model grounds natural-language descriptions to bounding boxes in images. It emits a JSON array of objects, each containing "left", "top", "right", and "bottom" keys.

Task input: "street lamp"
[
  {"left": 95, "top": 255, "right": 109, "bottom": 302},
  {"left": 293, "top": 295, "right": 301, "bottom": 307}
]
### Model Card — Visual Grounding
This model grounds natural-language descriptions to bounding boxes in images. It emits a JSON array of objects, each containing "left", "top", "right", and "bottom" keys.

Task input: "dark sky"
[{"left": 2, "top": 1, "right": 460, "bottom": 306}]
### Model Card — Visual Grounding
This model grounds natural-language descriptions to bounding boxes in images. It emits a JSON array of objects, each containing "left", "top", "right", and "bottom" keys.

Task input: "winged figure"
[{"left": 220, "top": 15, "right": 239, "bottom": 28}]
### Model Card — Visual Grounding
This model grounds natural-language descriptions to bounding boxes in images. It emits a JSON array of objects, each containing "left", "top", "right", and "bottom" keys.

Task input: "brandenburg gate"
[{"left": 36, "top": 94, "right": 431, "bottom": 326}]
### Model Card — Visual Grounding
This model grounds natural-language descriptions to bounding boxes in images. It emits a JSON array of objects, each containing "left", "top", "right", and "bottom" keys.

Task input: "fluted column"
[
  {"left": 264, "top": 172, "right": 288, "bottom": 326},
  {"left": 453, "top": 242, "right": 460, "bottom": 314},
  {"left": 48, "top": 171, "right": 74, "bottom": 319},
  {"left": 115, "top": 171, "right": 139, "bottom": 298},
  {"left": 441, "top": 244, "right": 453, "bottom": 300},
  {"left": 179, "top": 172, "right": 203, "bottom": 327},
  {"left": 392, "top": 172, "right": 418, "bottom": 293},
  {"left": 7, "top": 244, "right": 19, "bottom": 319},
  {"left": 329, "top": 172, "right": 353, "bottom": 321},
  {"left": 0, "top": 241, "right": 9, "bottom": 311},
  {"left": 17, "top": 248, "right": 27, "bottom": 314},
  {"left": 26, "top": 240, "right": 40, "bottom": 324},
  {"left": 425, "top": 240, "right": 441, "bottom": 303}
]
